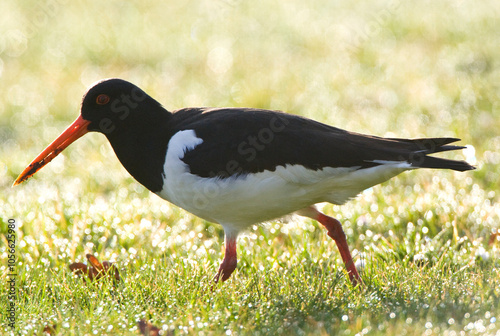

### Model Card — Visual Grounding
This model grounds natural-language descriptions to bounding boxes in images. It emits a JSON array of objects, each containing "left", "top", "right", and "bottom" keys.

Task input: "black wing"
[{"left": 174, "top": 107, "right": 474, "bottom": 178}]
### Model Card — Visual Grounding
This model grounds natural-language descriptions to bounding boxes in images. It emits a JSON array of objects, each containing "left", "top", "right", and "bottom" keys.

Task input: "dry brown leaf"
[
  {"left": 69, "top": 254, "right": 120, "bottom": 282},
  {"left": 138, "top": 319, "right": 161, "bottom": 336},
  {"left": 68, "top": 262, "right": 88, "bottom": 275},
  {"left": 42, "top": 324, "right": 57, "bottom": 334},
  {"left": 86, "top": 254, "right": 104, "bottom": 270},
  {"left": 488, "top": 230, "right": 500, "bottom": 245}
]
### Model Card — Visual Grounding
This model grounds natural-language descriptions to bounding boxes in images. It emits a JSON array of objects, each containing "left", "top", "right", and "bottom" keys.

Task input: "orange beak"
[{"left": 13, "top": 115, "right": 91, "bottom": 186}]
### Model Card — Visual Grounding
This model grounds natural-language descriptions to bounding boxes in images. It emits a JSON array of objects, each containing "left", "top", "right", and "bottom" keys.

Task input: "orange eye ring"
[{"left": 96, "top": 94, "right": 110, "bottom": 105}]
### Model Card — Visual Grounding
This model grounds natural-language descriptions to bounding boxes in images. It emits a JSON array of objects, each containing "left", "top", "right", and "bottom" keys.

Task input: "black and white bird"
[{"left": 14, "top": 78, "right": 475, "bottom": 285}]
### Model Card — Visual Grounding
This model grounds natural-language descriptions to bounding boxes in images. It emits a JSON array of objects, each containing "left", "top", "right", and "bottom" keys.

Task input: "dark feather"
[{"left": 175, "top": 108, "right": 475, "bottom": 178}]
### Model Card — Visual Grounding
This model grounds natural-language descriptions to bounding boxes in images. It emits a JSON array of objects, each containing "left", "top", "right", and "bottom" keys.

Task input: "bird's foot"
[
  {"left": 298, "top": 206, "right": 362, "bottom": 286},
  {"left": 212, "top": 233, "right": 238, "bottom": 287}
]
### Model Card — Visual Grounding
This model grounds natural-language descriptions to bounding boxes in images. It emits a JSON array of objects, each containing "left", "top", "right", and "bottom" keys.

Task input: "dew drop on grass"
[{"left": 355, "top": 258, "right": 366, "bottom": 271}]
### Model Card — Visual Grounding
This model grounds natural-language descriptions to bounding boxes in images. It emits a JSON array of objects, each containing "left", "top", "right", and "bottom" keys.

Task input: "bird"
[{"left": 14, "top": 78, "right": 475, "bottom": 285}]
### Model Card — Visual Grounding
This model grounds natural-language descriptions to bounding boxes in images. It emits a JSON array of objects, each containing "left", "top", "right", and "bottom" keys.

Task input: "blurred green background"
[
  {"left": 1, "top": 0, "right": 499, "bottom": 335},
  {"left": 1, "top": 0, "right": 499, "bottom": 184}
]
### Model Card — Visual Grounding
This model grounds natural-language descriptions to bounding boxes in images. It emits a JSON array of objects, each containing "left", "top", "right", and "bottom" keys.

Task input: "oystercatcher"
[{"left": 14, "top": 78, "right": 475, "bottom": 285}]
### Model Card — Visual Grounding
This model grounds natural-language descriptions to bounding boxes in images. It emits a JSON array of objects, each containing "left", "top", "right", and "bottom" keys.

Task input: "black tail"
[{"left": 392, "top": 137, "right": 475, "bottom": 172}]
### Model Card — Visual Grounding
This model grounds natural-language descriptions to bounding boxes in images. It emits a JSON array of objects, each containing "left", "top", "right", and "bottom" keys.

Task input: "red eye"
[{"left": 96, "top": 94, "right": 110, "bottom": 105}]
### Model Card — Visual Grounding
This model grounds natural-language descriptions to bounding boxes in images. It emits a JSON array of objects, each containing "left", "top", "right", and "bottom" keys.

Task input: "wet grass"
[{"left": 1, "top": 0, "right": 500, "bottom": 335}]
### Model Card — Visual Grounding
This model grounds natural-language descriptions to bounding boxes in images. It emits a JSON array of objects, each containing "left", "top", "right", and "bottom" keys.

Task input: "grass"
[{"left": 1, "top": 0, "right": 500, "bottom": 335}]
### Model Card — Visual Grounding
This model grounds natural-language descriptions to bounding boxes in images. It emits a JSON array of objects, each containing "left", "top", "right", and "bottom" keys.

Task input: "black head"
[
  {"left": 81, "top": 78, "right": 166, "bottom": 135},
  {"left": 14, "top": 78, "right": 171, "bottom": 190}
]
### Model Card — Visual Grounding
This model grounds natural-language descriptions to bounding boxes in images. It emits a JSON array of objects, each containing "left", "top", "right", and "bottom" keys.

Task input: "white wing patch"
[{"left": 366, "top": 159, "right": 414, "bottom": 166}]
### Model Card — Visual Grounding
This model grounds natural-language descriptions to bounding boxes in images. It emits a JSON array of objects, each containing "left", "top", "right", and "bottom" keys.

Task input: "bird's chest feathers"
[{"left": 156, "top": 130, "right": 207, "bottom": 212}]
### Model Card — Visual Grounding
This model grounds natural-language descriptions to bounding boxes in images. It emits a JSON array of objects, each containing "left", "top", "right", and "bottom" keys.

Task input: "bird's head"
[
  {"left": 13, "top": 78, "right": 160, "bottom": 186},
  {"left": 80, "top": 78, "right": 153, "bottom": 134}
]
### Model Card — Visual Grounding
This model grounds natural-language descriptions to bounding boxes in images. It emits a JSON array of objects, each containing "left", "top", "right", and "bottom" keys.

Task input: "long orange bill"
[{"left": 13, "top": 115, "right": 91, "bottom": 186}]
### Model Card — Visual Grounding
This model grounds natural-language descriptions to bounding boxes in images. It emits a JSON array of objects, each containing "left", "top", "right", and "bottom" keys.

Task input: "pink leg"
[
  {"left": 214, "top": 233, "right": 238, "bottom": 283},
  {"left": 298, "top": 207, "right": 362, "bottom": 285}
]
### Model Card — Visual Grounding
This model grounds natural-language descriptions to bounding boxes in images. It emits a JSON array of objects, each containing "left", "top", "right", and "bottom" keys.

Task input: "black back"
[{"left": 175, "top": 107, "right": 474, "bottom": 178}]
